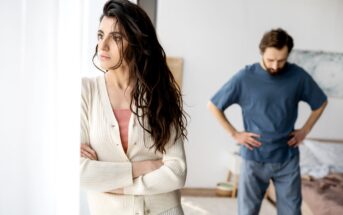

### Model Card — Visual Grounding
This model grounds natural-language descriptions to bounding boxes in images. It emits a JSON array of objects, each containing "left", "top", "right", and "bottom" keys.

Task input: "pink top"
[{"left": 113, "top": 109, "right": 131, "bottom": 153}]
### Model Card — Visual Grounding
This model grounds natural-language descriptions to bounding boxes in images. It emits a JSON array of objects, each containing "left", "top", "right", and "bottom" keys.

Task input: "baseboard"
[{"left": 181, "top": 187, "right": 224, "bottom": 197}]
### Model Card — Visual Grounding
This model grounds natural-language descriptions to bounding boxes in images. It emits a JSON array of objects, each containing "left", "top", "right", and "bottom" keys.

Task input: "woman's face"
[{"left": 97, "top": 16, "right": 127, "bottom": 71}]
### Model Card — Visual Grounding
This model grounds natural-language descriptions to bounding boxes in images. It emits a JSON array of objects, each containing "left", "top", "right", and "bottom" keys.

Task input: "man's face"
[{"left": 261, "top": 46, "right": 289, "bottom": 75}]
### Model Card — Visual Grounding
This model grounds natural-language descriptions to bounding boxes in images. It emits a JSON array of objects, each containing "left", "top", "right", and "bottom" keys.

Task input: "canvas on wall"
[{"left": 288, "top": 50, "right": 343, "bottom": 99}]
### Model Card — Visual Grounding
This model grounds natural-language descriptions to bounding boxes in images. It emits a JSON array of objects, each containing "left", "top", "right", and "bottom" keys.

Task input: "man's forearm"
[
  {"left": 302, "top": 100, "right": 328, "bottom": 134},
  {"left": 207, "top": 101, "right": 237, "bottom": 136}
]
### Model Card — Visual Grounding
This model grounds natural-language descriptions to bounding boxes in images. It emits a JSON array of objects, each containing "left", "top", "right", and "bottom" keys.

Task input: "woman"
[{"left": 80, "top": 0, "right": 187, "bottom": 214}]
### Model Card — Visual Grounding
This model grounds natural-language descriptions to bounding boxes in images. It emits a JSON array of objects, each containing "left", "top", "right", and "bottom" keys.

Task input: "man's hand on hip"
[
  {"left": 288, "top": 129, "right": 307, "bottom": 147},
  {"left": 232, "top": 132, "right": 262, "bottom": 150}
]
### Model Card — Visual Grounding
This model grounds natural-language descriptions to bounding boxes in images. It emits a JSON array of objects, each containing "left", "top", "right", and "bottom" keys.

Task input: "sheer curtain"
[{"left": 0, "top": 0, "right": 81, "bottom": 214}]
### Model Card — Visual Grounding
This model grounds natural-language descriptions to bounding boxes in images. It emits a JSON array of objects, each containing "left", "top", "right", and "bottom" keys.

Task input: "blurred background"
[{"left": 1, "top": 0, "right": 342, "bottom": 214}]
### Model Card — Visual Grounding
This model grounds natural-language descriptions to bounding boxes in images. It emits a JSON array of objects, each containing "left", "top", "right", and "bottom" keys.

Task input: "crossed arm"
[
  {"left": 80, "top": 79, "right": 186, "bottom": 195},
  {"left": 80, "top": 144, "right": 162, "bottom": 194},
  {"left": 80, "top": 137, "right": 186, "bottom": 195}
]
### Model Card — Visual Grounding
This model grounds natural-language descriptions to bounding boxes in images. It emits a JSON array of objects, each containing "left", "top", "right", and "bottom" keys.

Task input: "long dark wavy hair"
[{"left": 93, "top": 0, "right": 187, "bottom": 153}]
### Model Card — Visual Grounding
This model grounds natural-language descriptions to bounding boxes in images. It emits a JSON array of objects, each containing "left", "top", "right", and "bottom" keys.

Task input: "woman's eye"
[
  {"left": 113, "top": 35, "right": 122, "bottom": 42},
  {"left": 97, "top": 34, "right": 103, "bottom": 40}
]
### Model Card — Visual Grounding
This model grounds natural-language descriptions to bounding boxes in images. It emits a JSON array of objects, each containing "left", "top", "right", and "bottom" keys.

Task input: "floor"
[{"left": 181, "top": 196, "right": 276, "bottom": 215}]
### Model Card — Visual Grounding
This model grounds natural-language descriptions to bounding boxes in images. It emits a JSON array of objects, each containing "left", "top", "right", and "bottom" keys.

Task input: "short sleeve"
[
  {"left": 210, "top": 71, "right": 242, "bottom": 111},
  {"left": 300, "top": 73, "right": 327, "bottom": 110}
]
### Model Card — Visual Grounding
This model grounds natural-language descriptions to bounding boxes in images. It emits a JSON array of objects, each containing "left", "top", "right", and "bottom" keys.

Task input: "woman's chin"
[{"left": 99, "top": 64, "right": 111, "bottom": 71}]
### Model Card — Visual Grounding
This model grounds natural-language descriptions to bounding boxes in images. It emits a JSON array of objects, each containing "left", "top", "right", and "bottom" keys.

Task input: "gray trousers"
[{"left": 238, "top": 155, "right": 302, "bottom": 215}]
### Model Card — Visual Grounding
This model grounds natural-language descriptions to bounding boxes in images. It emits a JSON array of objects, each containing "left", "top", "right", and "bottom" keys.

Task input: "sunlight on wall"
[{"left": 0, "top": 0, "right": 81, "bottom": 214}]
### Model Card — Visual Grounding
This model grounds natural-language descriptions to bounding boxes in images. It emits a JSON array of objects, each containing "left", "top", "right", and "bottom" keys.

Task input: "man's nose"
[{"left": 271, "top": 62, "right": 278, "bottom": 70}]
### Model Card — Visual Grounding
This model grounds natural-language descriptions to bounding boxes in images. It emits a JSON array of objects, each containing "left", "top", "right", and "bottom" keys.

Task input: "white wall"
[
  {"left": 79, "top": 1, "right": 108, "bottom": 214},
  {"left": 156, "top": 0, "right": 343, "bottom": 187},
  {"left": 81, "top": 0, "right": 108, "bottom": 77}
]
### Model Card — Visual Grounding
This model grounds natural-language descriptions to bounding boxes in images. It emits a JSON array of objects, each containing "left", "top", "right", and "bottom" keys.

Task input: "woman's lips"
[{"left": 99, "top": 55, "right": 110, "bottom": 61}]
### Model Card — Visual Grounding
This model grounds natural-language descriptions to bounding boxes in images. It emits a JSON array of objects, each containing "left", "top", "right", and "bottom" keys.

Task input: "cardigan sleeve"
[
  {"left": 80, "top": 77, "right": 133, "bottom": 192},
  {"left": 123, "top": 133, "right": 187, "bottom": 195}
]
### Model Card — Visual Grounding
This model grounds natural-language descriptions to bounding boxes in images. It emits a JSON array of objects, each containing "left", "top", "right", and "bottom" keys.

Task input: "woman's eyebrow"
[
  {"left": 98, "top": 29, "right": 122, "bottom": 36},
  {"left": 110, "top": 31, "right": 123, "bottom": 36}
]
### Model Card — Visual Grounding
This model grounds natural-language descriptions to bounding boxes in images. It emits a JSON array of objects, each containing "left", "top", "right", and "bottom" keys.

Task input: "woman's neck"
[
  {"left": 105, "top": 67, "right": 131, "bottom": 90},
  {"left": 104, "top": 67, "right": 133, "bottom": 110}
]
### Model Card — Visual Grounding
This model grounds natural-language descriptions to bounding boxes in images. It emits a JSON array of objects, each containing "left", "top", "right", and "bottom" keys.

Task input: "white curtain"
[{"left": 0, "top": 0, "right": 81, "bottom": 214}]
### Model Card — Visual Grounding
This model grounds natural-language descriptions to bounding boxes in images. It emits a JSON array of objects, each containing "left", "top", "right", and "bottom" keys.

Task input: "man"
[{"left": 208, "top": 28, "right": 327, "bottom": 215}]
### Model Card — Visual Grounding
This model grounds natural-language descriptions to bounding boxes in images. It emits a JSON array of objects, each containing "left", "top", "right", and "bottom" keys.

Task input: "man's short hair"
[{"left": 259, "top": 28, "right": 294, "bottom": 54}]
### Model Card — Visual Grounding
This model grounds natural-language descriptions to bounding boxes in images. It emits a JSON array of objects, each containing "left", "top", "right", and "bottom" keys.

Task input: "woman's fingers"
[
  {"left": 148, "top": 159, "right": 163, "bottom": 171},
  {"left": 81, "top": 144, "right": 95, "bottom": 155},
  {"left": 81, "top": 148, "right": 96, "bottom": 160},
  {"left": 155, "top": 159, "right": 163, "bottom": 168},
  {"left": 132, "top": 159, "right": 163, "bottom": 178},
  {"left": 80, "top": 144, "right": 98, "bottom": 160}
]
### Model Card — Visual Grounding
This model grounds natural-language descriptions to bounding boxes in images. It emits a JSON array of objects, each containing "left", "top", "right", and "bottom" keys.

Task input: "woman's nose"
[{"left": 98, "top": 38, "right": 109, "bottom": 51}]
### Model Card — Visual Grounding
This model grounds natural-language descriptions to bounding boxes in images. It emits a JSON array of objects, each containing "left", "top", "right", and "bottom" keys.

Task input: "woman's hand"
[
  {"left": 107, "top": 188, "right": 124, "bottom": 195},
  {"left": 80, "top": 144, "right": 98, "bottom": 160},
  {"left": 109, "top": 160, "right": 163, "bottom": 195},
  {"left": 132, "top": 159, "right": 163, "bottom": 178},
  {"left": 80, "top": 143, "right": 161, "bottom": 176}
]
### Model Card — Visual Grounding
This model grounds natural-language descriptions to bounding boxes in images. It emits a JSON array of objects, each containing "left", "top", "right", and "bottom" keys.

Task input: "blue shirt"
[{"left": 211, "top": 63, "right": 327, "bottom": 162}]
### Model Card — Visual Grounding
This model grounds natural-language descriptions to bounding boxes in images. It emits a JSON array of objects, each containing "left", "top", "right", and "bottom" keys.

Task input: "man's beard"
[{"left": 262, "top": 59, "right": 286, "bottom": 76}]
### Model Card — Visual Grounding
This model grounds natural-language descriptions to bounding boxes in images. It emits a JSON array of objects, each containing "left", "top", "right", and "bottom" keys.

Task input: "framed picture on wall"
[
  {"left": 288, "top": 49, "right": 343, "bottom": 99},
  {"left": 167, "top": 57, "right": 183, "bottom": 88}
]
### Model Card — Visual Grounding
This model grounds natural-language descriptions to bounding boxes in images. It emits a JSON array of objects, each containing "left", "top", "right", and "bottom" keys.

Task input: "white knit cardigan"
[{"left": 80, "top": 76, "right": 187, "bottom": 215}]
